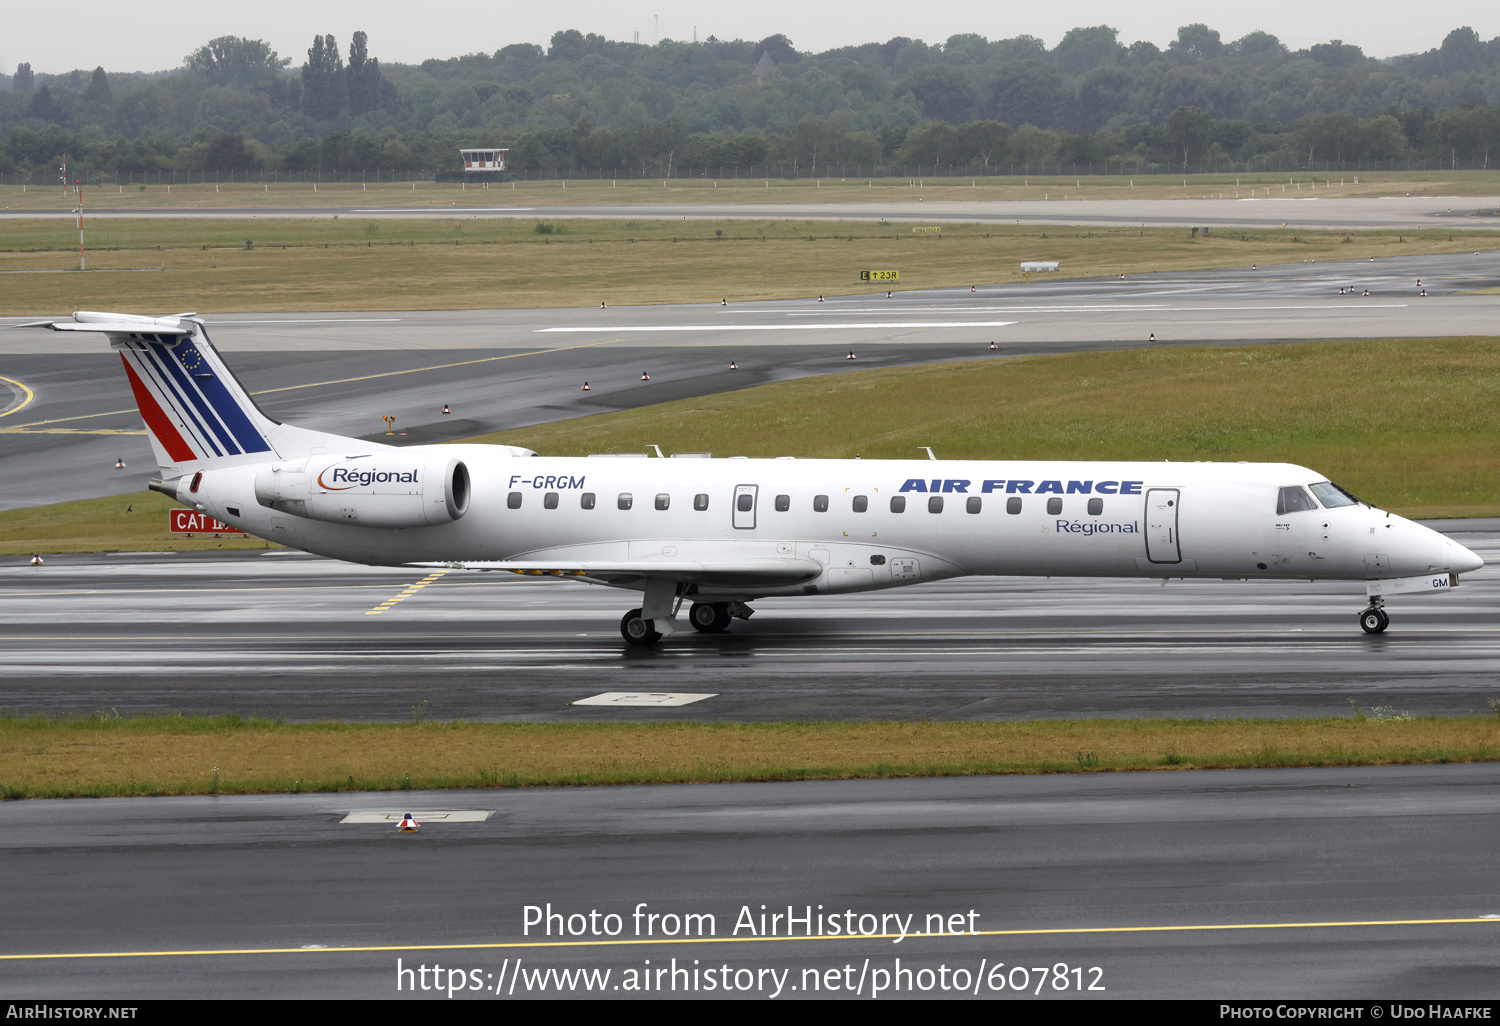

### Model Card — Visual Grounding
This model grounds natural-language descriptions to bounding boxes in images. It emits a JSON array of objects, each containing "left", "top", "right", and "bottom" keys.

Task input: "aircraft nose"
[
  {"left": 1446, "top": 539, "right": 1485, "bottom": 575},
  {"left": 1389, "top": 519, "right": 1483, "bottom": 577}
]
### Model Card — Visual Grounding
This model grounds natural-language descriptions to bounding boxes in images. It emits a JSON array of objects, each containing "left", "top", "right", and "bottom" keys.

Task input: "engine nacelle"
[{"left": 254, "top": 453, "right": 470, "bottom": 528}]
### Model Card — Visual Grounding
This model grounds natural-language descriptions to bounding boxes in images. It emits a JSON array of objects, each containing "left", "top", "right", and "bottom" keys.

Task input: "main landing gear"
[
  {"left": 620, "top": 608, "right": 661, "bottom": 646},
  {"left": 1359, "top": 599, "right": 1390, "bottom": 634},
  {"left": 619, "top": 602, "right": 751, "bottom": 645},
  {"left": 688, "top": 602, "right": 733, "bottom": 634}
]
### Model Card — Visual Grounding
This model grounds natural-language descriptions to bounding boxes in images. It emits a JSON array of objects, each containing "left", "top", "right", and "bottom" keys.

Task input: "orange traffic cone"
[{"left": 398, "top": 813, "right": 419, "bottom": 833}]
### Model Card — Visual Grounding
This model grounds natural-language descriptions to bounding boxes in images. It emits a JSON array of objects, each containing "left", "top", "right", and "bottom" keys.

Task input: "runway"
[
  {"left": 5, "top": 194, "right": 1500, "bottom": 230},
  {"left": 4, "top": 250, "right": 1499, "bottom": 509},
  {"left": 2, "top": 522, "right": 1494, "bottom": 722},
  {"left": 3, "top": 766, "right": 1497, "bottom": 998}
]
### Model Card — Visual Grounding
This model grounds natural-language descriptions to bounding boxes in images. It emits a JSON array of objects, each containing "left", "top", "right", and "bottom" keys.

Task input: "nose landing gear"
[{"left": 1359, "top": 602, "right": 1389, "bottom": 634}]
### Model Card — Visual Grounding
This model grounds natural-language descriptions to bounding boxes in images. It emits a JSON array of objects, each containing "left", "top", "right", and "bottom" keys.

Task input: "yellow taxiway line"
[
  {"left": 0, "top": 339, "right": 619, "bottom": 434},
  {"left": 0, "top": 916, "right": 1494, "bottom": 961},
  {"left": 365, "top": 570, "right": 450, "bottom": 615},
  {"left": 0, "top": 373, "right": 36, "bottom": 419}
]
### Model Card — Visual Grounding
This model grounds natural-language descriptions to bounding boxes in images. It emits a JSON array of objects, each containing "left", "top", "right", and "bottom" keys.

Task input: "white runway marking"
[
  {"left": 537, "top": 322, "right": 1020, "bottom": 332},
  {"left": 349, "top": 207, "right": 535, "bottom": 213},
  {"left": 573, "top": 692, "right": 718, "bottom": 706},
  {"left": 1096, "top": 302, "right": 1412, "bottom": 312},
  {"left": 210, "top": 318, "right": 404, "bottom": 325},
  {"left": 775, "top": 304, "right": 1169, "bottom": 315},
  {"left": 340, "top": 811, "right": 494, "bottom": 824},
  {"left": 779, "top": 302, "right": 1411, "bottom": 314}
]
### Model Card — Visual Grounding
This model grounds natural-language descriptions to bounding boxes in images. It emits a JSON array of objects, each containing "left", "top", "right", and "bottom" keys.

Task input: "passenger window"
[
  {"left": 736, "top": 493, "right": 753, "bottom": 512},
  {"left": 966, "top": 496, "right": 981, "bottom": 514},
  {"left": 928, "top": 496, "right": 943, "bottom": 513},
  {"left": 890, "top": 495, "right": 906, "bottom": 513},
  {"left": 1276, "top": 486, "right": 1319, "bottom": 515},
  {"left": 852, "top": 495, "right": 868, "bottom": 513},
  {"left": 813, "top": 495, "right": 829, "bottom": 512},
  {"left": 774, "top": 494, "right": 790, "bottom": 512},
  {"left": 507, "top": 492, "right": 522, "bottom": 509},
  {"left": 618, "top": 492, "right": 633, "bottom": 511},
  {"left": 1046, "top": 497, "right": 1062, "bottom": 515},
  {"left": 655, "top": 493, "right": 670, "bottom": 511},
  {"left": 1007, "top": 497, "right": 1022, "bottom": 514},
  {"left": 1087, "top": 497, "right": 1103, "bottom": 516},
  {"left": 581, "top": 492, "right": 596, "bottom": 510},
  {"left": 544, "top": 492, "right": 559, "bottom": 510},
  {"left": 694, "top": 494, "right": 709, "bottom": 511}
]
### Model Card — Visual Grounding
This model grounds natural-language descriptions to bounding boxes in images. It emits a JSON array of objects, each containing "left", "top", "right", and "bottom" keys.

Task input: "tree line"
[{"left": 3, "top": 24, "right": 1500, "bottom": 176}]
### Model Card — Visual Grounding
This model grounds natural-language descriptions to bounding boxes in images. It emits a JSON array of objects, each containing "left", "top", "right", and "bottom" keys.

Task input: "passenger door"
[
  {"left": 1145, "top": 488, "right": 1181, "bottom": 564},
  {"left": 732, "top": 484, "right": 758, "bottom": 530}
]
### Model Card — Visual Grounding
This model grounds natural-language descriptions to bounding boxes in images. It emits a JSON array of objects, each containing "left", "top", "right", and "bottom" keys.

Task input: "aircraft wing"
[{"left": 408, "top": 557, "right": 823, "bottom": 588}]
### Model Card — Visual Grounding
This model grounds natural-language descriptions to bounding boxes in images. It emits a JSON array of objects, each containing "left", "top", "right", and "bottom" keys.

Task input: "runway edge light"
[{"left": 398, "top": 813, "right": 419, "bottom": 833}]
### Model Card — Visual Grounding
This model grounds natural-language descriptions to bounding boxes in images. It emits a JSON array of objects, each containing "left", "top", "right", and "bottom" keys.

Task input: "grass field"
[
  {"left": 0, "top": 490, "right": 271, "bottom": 555},
  {"left": 2, "top": 711, "right": 1496, "bottom": 799},
  {"left": 0, "top": 215, "right": 1495, "bottom": 315},
  {"left": 4, "top": 170, "right": 1500, "bottom": 212},
  {"left": 470, "top": 337, "right": 1500, "bottom": 519},
  {"left": 2, "top": 336, "right": 1495, "bottom": 556}
]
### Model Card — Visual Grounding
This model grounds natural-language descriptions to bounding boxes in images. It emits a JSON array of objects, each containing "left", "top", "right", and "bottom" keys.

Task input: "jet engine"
[{"left": 253, "top": 453, "right": 470, "bottom": 528}]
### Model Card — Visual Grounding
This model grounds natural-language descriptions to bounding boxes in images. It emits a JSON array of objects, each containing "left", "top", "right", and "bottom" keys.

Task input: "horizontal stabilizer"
[
  {"left": 44, "top": 320, "right": 193, "bottom": 335},
  {"left": 33, "top": 311, "right": 195, "bottom": 334}
]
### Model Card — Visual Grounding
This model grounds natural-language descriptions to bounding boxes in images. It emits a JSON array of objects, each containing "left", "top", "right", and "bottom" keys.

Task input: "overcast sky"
[{"left": 4, "top": 1, "right": 1498, "bottom": 75}]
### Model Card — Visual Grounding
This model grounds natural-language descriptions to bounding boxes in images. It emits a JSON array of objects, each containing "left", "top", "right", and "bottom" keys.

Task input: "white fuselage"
[
  {"left": 42, "top": 309, "right": 1481, "bottom": 640},
  {"left": 187, "top": 448, "right": 1476, "bottom": 601}
]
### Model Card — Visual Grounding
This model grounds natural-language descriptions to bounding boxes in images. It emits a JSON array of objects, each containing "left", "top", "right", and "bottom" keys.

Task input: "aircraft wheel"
[
  {"left": 1359, "top": 608, "right": 1389, "bottom": 634},
  {"left": 689, "top": 602, "right": 733, "bottom": 634},
  {"left": 620, "top": 608, "right": 662, "bottom": 646}
]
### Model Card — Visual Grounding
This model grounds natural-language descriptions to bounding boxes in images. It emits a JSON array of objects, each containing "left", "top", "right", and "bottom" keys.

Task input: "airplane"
[{"left": 32, "top": 310, "right": 1485, "bottom": 645}]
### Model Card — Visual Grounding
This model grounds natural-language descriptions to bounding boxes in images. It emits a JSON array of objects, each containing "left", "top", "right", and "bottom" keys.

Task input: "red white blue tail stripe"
[
  {"left": 38, "top": 312, "right": 276, "bottom": 468},
  {"left": 118, "top": 332, "right": 273, "bottom": 459}
]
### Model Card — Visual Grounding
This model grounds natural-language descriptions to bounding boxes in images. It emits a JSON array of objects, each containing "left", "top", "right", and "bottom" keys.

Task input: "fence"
[{"left": 1, "top": 158, "right": 1495, "bottom": 187}]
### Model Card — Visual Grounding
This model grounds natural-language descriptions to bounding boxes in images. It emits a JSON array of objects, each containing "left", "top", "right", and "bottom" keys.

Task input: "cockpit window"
[
  {"left": 1308, "top": 481, "right": 1358, "bottom": 508},
  {"left": 1276, "top": 485, "right": 1319, "bottom": 515}
]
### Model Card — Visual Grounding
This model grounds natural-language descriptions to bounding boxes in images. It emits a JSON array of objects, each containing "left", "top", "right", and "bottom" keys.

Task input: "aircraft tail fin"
[{"left": 38, "top": 311, "right": 377, "bottom": 478}]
